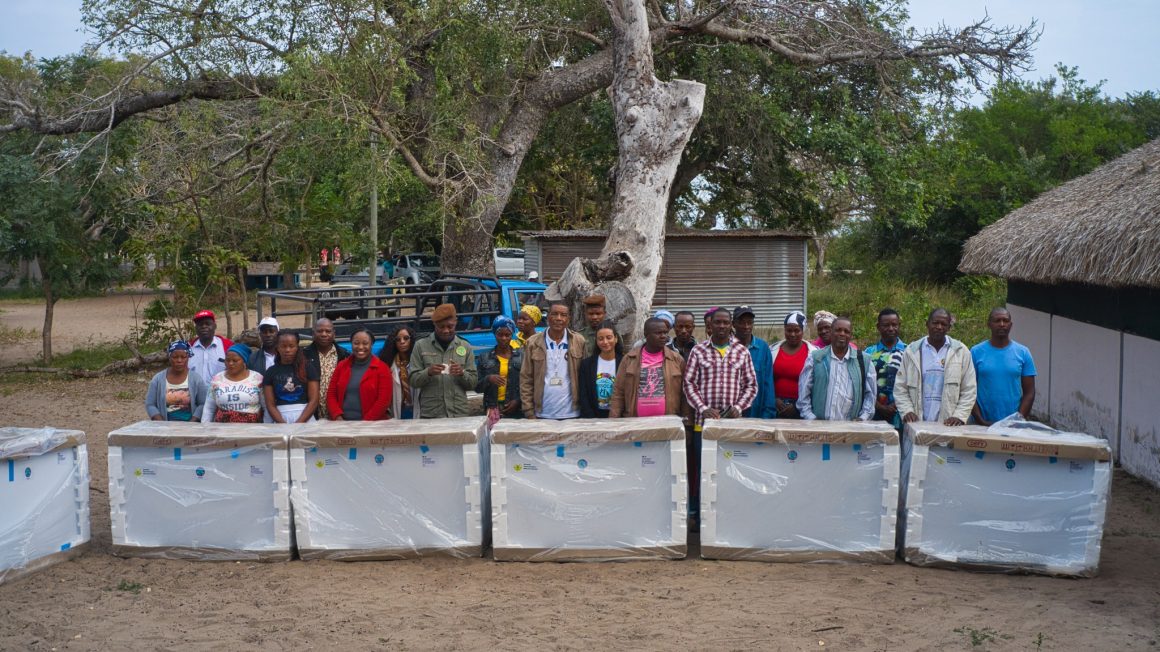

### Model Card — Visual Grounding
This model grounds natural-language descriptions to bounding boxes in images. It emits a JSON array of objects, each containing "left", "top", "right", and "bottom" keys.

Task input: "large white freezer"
[
  {"left": 107, "top": 421, "right": 292, "bottom": 561},
  {"left": 701, "top": 419, "right": 900, "bottom": 562},
  {"left": 1, "top": 428, "right": 90, "bottom": 584},
  {"left": 289, "top": 417, "right": 489, "bottom": 560},
  {"left": 902, "top": 422, "right": 1111, "bottom": 576},
  {"left": 490, "top": 417, "right": 687, "bottom": 561}
]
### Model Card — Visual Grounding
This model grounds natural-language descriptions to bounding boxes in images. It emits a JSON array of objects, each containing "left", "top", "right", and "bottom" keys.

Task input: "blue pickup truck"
[{"left": 257, "top": 274, "right": 547, "bottom": 361}]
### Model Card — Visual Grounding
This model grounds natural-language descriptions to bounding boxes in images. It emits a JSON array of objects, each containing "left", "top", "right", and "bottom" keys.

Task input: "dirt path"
[
  {"left": 0, "top": 377, "right": 1158, "bottom": 650},
  {"left": 0, "top": 293, "right": 258, "bottom": 366}
]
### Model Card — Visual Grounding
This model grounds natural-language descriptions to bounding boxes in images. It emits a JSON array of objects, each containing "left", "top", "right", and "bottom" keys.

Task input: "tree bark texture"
[
  {"left": 41, "top": 271, "right": 55, "bottom": 364},
  {"left": 546, "top": 0, "right": 705, "bottom": 339}
]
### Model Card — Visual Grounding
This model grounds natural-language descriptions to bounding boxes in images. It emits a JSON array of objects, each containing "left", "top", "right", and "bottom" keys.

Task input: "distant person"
[
  {"left": 477, "top": 316, "right": 523, "bottom": 423},
  {"left": 579, "top": 320, "right": 624, "bottom": 418},
  {"left": 303, "top": 318, "right": 348, "bottom": 419},
  {"left": 894, "top": 309, "right": 976, "bottom": 427},
  {"left": 520, "top": 301, "right": 586, "bottom": 419},
  {"left": 379, "top": 325, "right": 418, "bottom": 419},
  {"left": 971, "top": 307, "right": 1037, "bottom": 425},
  {"left": 514, "top": 304, "right": 541, "bottom": 348},
  {"left": 611, "top": 317, "right": 687, "bottom": 418},
  {"left": 864, "top": 308, "right": 907, "bottom": 428},
  {"left": 733, "top": 305, "right": 776, "bottom": 419},
  {"left": 769, "top": 311, "right": 816, "bottom": 419},
  {"left": 580, "top": 294, "right": 607, "bottom": 357},
  {"left": 263, "top": 331, "right": 321, "bottom": 424},
  {"left": 408, "top": 304, "right": 479, "bottom": 418},
  {"left": 326, "top": 329, "right": 392, "bottom": 421},
  {"left": 146, "top": 341, "right": 206, "bottom": 422},
  {"left": 797, "top": 316, "right": 876, "bottom": 421},
  {"left": 187, "top": 310, "right": 233, "bottom": 386},
  {"left": 702, "top": 306, "right": 720, "bottom": 331},
  {"left": 203, "top": 343, "right": 265, "bottom": 423},
  {"left": 248, "top": 317, "right": 280, "bottom": 373},
  {"left": 669, "top": 311, "right": 697, "bottom": 361}
]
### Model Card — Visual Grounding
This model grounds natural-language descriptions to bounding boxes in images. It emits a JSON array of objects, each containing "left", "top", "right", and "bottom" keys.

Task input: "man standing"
[
  {"left": 579, "top": 294, "right": 606, "bottom": 358},
  {"left": 797, "top": 316, "right": 876, "bottom": 421},
  {"left": 864, "top": 308, "right": 907, "bottom": 428},
  {"left": 248, "top": 317, "right": 281, "bottom": 373},
  {"left": 971, "top": 307, "right": 1037, "bottom": 425},
  {"left": 894, "top": 309, "right": 977, "bottom": 426},
  {"left": 520, "top": 302, "right": 587, "bottom": 419},
  {"left": 611, "top": 317, "right": 687, "bottom": 418},
  {"left": 187, "top": 310, "right": 233, "bottom": 386},
  {"left": 684, "top": 308, "right": 757, "bottom": 427},
  {"left": 669, "top": 311, "right": 697, "bottom": 361},
  {"left": 733, "top": 306, "right": 776, "bottom": 419},
  {"left": 409, "top": 304, "right": 478, "bottom": 418},
  {"left": 303, "top": 318, "right": 349, "bottom": 419}
]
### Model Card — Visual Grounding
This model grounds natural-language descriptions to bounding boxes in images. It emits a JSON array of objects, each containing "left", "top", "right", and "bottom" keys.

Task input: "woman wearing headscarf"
[
  {"left": 378, "top": 325, "right": 418, "bottom": 419},
  {"left": 203, "top": 343, "right": 265, "bottom": 423},
  {"left": 811, "top": 310, "right": 837, "bottom": 349},
  {"left": 146, "top": 340, "right": 207, "bottom": 422},
  {"left": 514, "top": 304, "right": 541, "bottom": 348},
  {"left": 326, "top": 328, "right": 392, "bottom": 421},
  {"left": 770, "top": 311, "right": 818, "bottom": 419},
  {"left": 579, "top": 320, "right": 624, "bottom": 418},
  {"left": 476, "top": 315, "right": 524, "bottom": 424}
]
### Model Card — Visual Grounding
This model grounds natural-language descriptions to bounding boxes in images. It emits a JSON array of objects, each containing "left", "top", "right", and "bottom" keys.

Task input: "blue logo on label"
[
  {"left": 577, "top": 459, "right": 588, "bottom": 469},
  {"left": 24, "top": 467, "right": 32, "bottom": 478},
  {"left": 374, "top": 454, "right": 385, "bottom": 465},
  {"left": 195, "top": 467, "right": 206, "bottom": 477},
  {"left": 787, "top": 450, "right": 798, "bottom": 461},
  {"left": 1005, "top": 459, "right": 1016, "bottom": 470}
]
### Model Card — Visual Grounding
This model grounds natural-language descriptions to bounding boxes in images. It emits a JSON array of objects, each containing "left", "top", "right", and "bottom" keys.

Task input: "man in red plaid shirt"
[
  {"left": 684, "top": 307, "right": 758, "bottom": 428},
  {"left": 683, "top": 308, "right": 757, "bottom": 529}
]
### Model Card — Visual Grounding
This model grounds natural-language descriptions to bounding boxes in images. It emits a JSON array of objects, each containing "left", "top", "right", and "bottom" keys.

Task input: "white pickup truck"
[{"left": 494, "top": 248, "right": 525, "bottom": 277}]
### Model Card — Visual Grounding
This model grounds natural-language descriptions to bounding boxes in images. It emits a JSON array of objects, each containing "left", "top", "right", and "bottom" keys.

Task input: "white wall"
[
  {"left": 1049, "top": 317, "right": 1121, "bottom": 455},
  {"left": 1007, "top": 304, "right": 1052, "bottom": 419},
  {"left": 1120, "top": 334, "right": 1160, "bottom": 487}
]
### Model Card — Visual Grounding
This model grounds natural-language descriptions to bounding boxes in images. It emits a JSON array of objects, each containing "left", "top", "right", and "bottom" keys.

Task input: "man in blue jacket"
[{"left": 734, "top": 305, "right": 776, "bottom": 418}]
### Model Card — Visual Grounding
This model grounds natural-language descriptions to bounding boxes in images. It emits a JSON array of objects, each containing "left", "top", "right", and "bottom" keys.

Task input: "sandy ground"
[
  {"left": 0, "top": 293, "right": 259, "bottom": 367},
  {"left": 0, "top": 375, "right": 1158, "bottom": 651}
]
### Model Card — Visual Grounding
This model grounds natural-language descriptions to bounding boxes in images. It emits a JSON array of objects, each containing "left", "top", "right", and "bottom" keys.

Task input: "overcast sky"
[{"left": 2, "top": 0, "right": 1157, "bottom": 99}]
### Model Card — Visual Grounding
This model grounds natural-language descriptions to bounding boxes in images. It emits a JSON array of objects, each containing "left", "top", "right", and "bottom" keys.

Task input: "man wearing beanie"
[{"left": 408, "top": 303, "right": 478, "bottom": 418}]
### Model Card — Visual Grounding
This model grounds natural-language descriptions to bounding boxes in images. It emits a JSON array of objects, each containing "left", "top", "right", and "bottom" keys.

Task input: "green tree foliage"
[{"left": 849, "top": 65, "right": 1154, "bottom": 282}]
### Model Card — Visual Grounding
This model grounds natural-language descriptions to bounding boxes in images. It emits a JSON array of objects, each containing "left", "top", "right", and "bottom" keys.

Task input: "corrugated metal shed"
[{"left": 520, "top": 229, "right": 809, "bottom": 326}]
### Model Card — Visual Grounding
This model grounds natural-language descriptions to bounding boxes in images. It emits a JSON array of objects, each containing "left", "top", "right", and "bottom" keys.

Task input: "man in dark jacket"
[{"left": 302, "top": 317, "right": 348, "bottom": 418}]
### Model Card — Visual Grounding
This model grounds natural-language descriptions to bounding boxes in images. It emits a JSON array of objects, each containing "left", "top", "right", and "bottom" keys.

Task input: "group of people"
[{"left": 146, "top": 300, "right": 1037, "bottom": 437}]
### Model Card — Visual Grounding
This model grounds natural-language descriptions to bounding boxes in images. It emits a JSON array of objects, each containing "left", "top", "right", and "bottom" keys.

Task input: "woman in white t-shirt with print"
[
  {"left": 203, "top": 343, "right": 265, "bottom": 423},
  {"left": 578, "top": 321, "right": 623, "bottom": 418}
]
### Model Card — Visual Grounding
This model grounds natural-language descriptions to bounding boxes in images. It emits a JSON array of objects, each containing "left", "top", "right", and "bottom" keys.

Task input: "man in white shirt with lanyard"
[{"left": 520, "top": 301, "right": 587, "bottom": 419}]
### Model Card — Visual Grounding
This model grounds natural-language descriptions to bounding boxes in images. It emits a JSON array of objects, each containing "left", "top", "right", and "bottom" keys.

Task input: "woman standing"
[
  {"left": 514, "top": 304, "right": 540, "bottom": 348},
  {"left": 327, "top": 329, "right": 392, "bottom": 421},
  {"left": 263, "top": 331, "right": 320, "bottom": 424},
  {"left": 578, "top": 320, "right": 623, "bottom": 418},
  {"left": 203, "top": 343, "right": 265, "bottom": 423},
  {"left": 146, "top": 341, "right": 207, "bottom": 422},
  {"left": 379, "top": 325, "right": 418, "bottom": 419},
  {"left": 771, "top": 311, "right": 817, "bottom": 419},
  {"left": 476, "top": 316, "right": 523, "bottom": 423}
]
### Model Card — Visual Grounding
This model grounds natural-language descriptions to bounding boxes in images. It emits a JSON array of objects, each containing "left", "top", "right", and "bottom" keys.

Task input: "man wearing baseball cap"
[
  {"left": 188, "top": 310, "right": 234, "bottom": 386},
  {"left": 248, "top": 317, "right": 280, "bottom": 374},
  {"left": 733, "top": 305, "right": 776, "bottom": 419}
]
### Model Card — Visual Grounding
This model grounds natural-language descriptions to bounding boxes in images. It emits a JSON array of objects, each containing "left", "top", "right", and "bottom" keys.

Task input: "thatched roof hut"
[{"left": 959, "top": 137, "right": 1160, "bottom": 288}]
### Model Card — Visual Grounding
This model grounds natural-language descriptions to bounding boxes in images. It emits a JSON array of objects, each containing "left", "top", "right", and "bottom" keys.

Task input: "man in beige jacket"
[
  {"left": 520, "top": 301, "right": 586, "bottom": 419},
  {"left": 895, "top": 308, "right": 977, "bottom": 426}
]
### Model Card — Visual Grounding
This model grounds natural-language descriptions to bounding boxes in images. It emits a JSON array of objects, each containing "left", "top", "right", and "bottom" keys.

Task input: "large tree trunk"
[
  {"left": 41, "top": 272, "right": 56, "bottom": 364},
  {"left": 547, "top": 0, "right": 705, "bottom": 339}
]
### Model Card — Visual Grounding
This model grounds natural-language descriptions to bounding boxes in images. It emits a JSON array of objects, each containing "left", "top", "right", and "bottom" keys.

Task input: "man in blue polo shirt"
[{"left": 971, "top": 307, "right": 1037, "bottom": 425}]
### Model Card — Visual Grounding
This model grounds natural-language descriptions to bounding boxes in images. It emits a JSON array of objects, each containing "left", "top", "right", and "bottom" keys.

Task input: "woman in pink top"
[{"left": 610, "top": 317, "right": 688, "bottom": 419}]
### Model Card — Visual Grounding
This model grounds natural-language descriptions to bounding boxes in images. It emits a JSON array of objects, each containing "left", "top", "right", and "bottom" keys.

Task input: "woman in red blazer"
[{"left": 326, "top": 329, "right": 393, "bottom": 420}]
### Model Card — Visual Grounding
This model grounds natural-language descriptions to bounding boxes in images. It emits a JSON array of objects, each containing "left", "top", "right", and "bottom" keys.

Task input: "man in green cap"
[{"left": 408, "top": 303, "right": 479, "bottom": 418}]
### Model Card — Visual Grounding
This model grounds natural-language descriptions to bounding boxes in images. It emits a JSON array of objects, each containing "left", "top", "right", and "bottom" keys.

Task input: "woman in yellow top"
[
  {"left": 513, "top": 304, "right": 540, "bottom": 348},
  {"left": 477, "top": 316, "right": 523, "bottom": 423}
]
